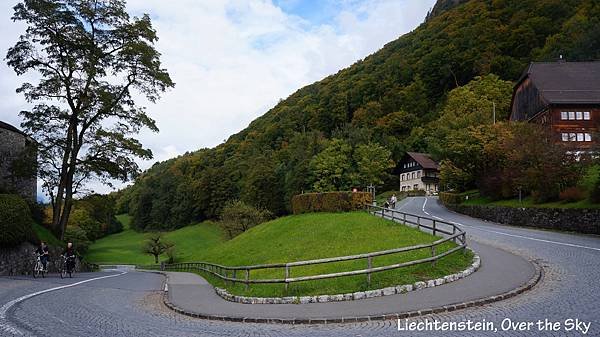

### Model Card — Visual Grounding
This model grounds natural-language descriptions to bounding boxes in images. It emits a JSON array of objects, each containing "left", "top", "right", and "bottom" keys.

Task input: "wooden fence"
[{"left": 138, "top": 205, "right": 467, "bottom": 291}]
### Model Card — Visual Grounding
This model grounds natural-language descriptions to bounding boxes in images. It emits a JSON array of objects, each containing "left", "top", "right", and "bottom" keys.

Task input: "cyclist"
[
  {"left": 35, "top": 241, "right": 49, "bottom": 271},
  {"left": 62, "top": 242, "right": 76, "bottom": 272}
]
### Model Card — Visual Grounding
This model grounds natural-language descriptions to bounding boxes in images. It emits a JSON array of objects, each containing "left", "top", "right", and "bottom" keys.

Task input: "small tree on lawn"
[
  {"left": 142, "top": 233, "right": 173, "bottom": 264},
  {"left": 220, "top": 200, "right": 272, "bottom": 239}
]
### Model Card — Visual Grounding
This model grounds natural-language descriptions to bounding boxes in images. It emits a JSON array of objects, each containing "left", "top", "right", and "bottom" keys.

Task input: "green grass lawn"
[
  {"left": 195, "top": 212, "right": 472, "bottom": 297},
  {"left": 32, "top": 223, "right": 64, "bottom": 247},
  {"left": 463, "top": 195, "right": 600, "bottom": 209},
  {"left": 85, "top": 215, "right": 225, "bottom": 264}
]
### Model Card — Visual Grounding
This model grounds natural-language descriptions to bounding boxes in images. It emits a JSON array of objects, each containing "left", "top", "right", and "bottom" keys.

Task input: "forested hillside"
[{"left": 118, "top": 0, "right": 600, "bottom": 231}]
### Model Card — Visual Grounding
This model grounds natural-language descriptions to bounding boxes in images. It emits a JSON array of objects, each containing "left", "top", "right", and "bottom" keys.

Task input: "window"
[
  {"left": 584, "top": 133, "right": 592, "bottom": 142},
  {"left": 411, "top": 172, "right": 415, "bottom": 179},
  {"left": 417, "top": 171, "right": 421, "bottom": 178},
  {"left": 576, "top": 111, "right": 583, "bottom": 120},
  {"left": 568, "top": 111, "right": 575, "bottom": 120},
  {"left": 569, "top": 133, "right": 577, "bottom": 141},
  {"left": 562, "top": 133, "right": 569, "bottom": 142},
  {"left": 583, "top": 111, "right": 591, "bottom": 120},
  {"left": 577, "top": 133, "right": 584, "bottom": 142},
  {"left": 561, "top": 111, "right": 568, "bottom": 120}
]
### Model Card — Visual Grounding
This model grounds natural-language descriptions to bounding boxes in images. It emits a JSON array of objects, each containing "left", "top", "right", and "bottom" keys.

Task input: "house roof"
[
  {"left": 518, "top": 61, "right": 600, "bottom": 104},
  {"left": 0, "top": 121, "right": 28, "bottom": 137},
  {"left": 406, "top": 152, "right": 439, "bottom": 170}
]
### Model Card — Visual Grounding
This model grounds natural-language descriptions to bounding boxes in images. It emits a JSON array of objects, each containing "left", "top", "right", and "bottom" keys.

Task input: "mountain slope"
[{"left": 119, "top": 0, "right": 600, "bottom": 230}]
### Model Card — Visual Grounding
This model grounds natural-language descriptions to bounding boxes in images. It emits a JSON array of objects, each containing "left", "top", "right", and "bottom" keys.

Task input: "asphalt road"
[{"left": 1, "top": 197, "right": 599, "bottom": 336}]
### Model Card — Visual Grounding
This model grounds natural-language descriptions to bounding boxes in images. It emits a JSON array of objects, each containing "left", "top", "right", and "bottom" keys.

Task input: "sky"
[{"left": 0, "top": 0, "right": 436, "bottom": 197}]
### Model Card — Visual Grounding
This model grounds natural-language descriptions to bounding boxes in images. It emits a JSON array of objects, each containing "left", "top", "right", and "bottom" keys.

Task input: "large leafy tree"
[
  {"left": 310, "top": 139, "right": 353, "bottom": 192},
  {"left": 6, "top": 0, "right": 174, "bottom": 239},
  {"left": 353, "top": 142, "right": 394, "bottom": 187}
]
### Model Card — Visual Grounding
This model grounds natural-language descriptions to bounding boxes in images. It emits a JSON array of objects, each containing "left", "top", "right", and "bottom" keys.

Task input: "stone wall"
[
  {"left": 0, "top": 125, "right": 37, "bottom": 201},
  {"left": 447, "top": 204, "right": 600, "bottom": 234},
  {"left": 0, "top": 242, "right": 90, "bottom": 276}
]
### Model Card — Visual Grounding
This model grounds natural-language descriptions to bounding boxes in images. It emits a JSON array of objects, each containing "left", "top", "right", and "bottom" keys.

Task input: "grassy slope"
[
  {"left": 32, "top": 223, "right": 64, "bottom": 247},
  {"left": 86, "top": 212, "right": 472, "bottom": 297},
  {"left": 462, "top": 196, "right": 600, "bottom": 209},
  {"left": 85, "top": 215, "right": 225, "bottom": 264},
  {"left": 197, "top": 212, "right": 472, "bottom": 297}
]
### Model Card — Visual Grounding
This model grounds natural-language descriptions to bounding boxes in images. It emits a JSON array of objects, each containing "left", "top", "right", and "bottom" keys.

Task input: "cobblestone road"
[{"left": 1, "top": 197, "right": 599, "bottom": 336}]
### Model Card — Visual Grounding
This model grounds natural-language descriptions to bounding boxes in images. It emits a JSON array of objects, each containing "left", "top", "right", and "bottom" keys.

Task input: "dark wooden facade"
[{"left": 510, "top": 62, "right": 600, "bottom": 151}]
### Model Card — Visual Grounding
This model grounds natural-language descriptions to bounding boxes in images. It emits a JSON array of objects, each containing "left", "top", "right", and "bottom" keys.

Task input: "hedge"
[
  {"left": 0, "top": 194, "right": 35, "bottom": 247},
  {"left": 291, "top": 192, "right": 373, "bottom": 214}
]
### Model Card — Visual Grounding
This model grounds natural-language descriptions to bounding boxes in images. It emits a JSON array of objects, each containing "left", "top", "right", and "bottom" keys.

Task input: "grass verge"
[{"left": 196, "top": 212, "right": 472, "bottom": 298}]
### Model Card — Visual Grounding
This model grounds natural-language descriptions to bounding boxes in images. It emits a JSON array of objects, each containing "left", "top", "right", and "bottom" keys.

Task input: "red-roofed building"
[{"left": 398, "top": 152, "right": 440, "bottom": 195}]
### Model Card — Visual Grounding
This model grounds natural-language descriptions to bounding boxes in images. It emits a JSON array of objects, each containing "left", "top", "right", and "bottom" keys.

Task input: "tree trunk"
[
  {"left": 52, "top": 123, "right": 76, "bottom": 238},
  {"left": 154, "top": 254, "right": 159, "bottom": 264}
]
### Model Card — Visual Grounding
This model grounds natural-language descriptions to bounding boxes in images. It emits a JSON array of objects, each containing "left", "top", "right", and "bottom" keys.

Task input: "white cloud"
[{"left": 0, "top": 0, "right": 435, "bottom": 197}]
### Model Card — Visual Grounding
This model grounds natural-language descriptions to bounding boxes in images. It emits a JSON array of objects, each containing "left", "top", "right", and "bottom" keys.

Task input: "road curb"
[{"left": 157, "top": 260, "right": 543, "bottom": 325}]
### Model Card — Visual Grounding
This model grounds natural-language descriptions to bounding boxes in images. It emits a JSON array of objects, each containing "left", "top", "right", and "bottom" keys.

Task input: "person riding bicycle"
[
  {"left": 62, "top": 242, "right": 76, "bottom": 271},
  {"left": 35, "top": 241, "right": 49, "bottom": 271}
]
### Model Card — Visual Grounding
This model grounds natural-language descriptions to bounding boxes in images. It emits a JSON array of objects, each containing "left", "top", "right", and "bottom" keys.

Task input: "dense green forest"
[{"left": 116, "top": 0, "right": 600, "bottom": 231}]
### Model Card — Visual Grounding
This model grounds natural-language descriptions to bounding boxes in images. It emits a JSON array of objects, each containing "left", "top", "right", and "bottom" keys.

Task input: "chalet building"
[
  {"left": 509, "top": 61, "right": 600, "bottom": 152},
  {"left": 398, "top": 152, "right": 439, "bottom": 195},
  {"left": 0, "top": 121, "right": 37, "bottom": 201}
]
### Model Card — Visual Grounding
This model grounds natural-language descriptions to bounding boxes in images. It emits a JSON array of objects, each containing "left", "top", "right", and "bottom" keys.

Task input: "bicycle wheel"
[{"left": 32, "top": 265, "right": 39, "bottom": 278}]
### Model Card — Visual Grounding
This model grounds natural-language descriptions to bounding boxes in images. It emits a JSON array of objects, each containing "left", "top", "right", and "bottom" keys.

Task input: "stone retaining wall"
[
  {"left": 446, "top": 204, "right": 600, "bottom": 235},
  {"left": 0, "top": 242, "right": 89, "bottom": 276}
]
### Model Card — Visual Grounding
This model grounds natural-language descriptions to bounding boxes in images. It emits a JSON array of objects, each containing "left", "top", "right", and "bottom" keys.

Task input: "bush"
[
  {"left": 559, "top": 187, "right": 586, "bottom": 202},
  {"left": 590, "top": 178, "right": 600, "bottom": 204},
  {"left": 220, "top": 200, "right": 273, "bottom": 238},
  {"left": 0, "top": 194, "right": 35, "bottom": 247},
  {"left": 63, "top": 226, "right": 91, "bottom": 254},
  {"left": 291, "top": 192, "right": 373, "bottom": 214},
  {"left": 439, "top": 192, "right": 464, "bottom": 205}
]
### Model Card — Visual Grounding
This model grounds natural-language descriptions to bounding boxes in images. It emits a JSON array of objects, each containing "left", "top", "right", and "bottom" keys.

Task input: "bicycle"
[
  {"left": 60, "top": 255, "right": 76, "bottom": 279},
  {"left": 32, "top": 254, "right": 46, "bottom": 278}
]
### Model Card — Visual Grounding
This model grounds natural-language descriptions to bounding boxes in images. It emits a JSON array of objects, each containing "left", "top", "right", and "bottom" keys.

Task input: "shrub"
[
  {"left": 220, "top": 200, "right": 273, "bottom": 238},
  {"left": 0, "top": 194, "right": 35, "bottom": 247},
  {"left": 589, "top": 178, "right": 600, "bottom": 204},
  {"left": 63, "top": 226, "right": 91, "bottom": 254},
  {"left": 291, "top": 192, "right": 373, "bottom": 214},
  {"left": 439, "top": 192, "right": 463, "bottom": 205},
  {"left": 559, "top": 187, "right": 586, "bottom": 202}
]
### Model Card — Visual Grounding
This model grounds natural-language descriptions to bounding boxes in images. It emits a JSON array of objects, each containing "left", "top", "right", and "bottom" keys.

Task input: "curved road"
[{"left": 1, "top": 197, "right": 599, "bottom": 336}]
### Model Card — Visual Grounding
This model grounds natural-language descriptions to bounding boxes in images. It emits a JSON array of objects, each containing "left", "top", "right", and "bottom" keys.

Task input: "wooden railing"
[{"left": 138, "top": 206, "right": 467, "bottom": 291}]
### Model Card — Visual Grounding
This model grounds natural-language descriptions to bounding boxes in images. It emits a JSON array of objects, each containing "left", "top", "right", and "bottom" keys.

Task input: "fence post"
[
  {"left": 431, "top": 245, "right": 436, "bottom": 267},
  {"left": 403, "top": 213, "right": 406, "bottom": 224},
  {"left": 285, "top": 264, "right": 290, "bottom": 293},
  {"left": 245, "top": 268, "right": 250, "bottom": 291},
  {"left": 452, "top": 226, "right": 456, "bottom": 243},
  {"left": 432, "top": 220, "right": 437, "bottom": 236},
  {"left": 232, "top": 269, "right": 236, "bottom": 285},
  {"left": 417, "top": 216, "right": 421, "bottom": 229},
  {"left": 367, "top": 256, "right": 372, "bottom": 287}
]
